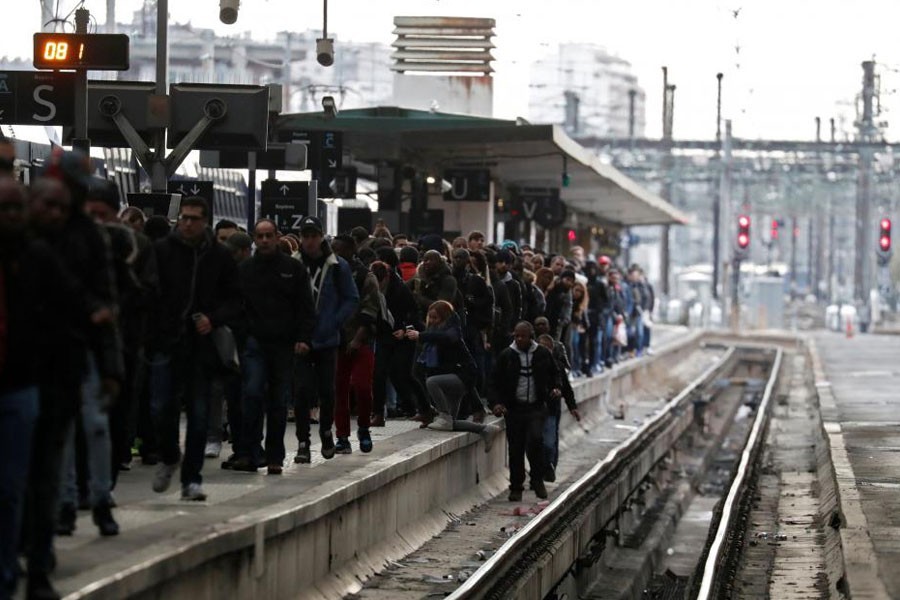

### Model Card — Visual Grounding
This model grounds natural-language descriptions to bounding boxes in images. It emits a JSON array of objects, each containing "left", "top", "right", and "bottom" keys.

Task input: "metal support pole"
[
  {"left": 628, "top": 89, "right": 636, "bottom": 146},
  {"left": 72, "top": 8, "right": 90, "bottom": 154},
  {"left": 712, "top": 73, "right": 723, "bottom": 299},
  {"left": 247, "top": 151, "right": 257, "bottom": 226},
  {"left": 790, "top": 216, "right": 798, "bottom": 298},
  {"left": 854, "top": 60, "right": 876, "bottom": 302},
  {"left": 659, "top": 67, "right": 673, "bottom": 296},
  {"left": 150, "top": 0, "right": 169, "bottom": 192}
]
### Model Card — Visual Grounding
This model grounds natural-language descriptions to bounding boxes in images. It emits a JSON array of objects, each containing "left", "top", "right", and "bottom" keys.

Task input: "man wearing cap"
[{"left": 293, "top": 216, "right": 359, "bottom": 463}]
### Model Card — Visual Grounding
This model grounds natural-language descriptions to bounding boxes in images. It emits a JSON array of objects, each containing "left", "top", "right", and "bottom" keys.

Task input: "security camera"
[
  {"left": 322, "top": 95, "right": 338, "bottom": 119},
  {"left": 98, "top": 95, "right": 122, "bottom": 118},
  {"left": 316, "top": 38, "right": 335, "bottom": 67},
  {"left": 219, "top": 0, "right": 239, "bottom": 25}
]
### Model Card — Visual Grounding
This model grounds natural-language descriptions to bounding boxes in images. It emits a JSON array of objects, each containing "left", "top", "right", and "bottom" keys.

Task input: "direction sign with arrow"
[
  {"left": 260, "top": 179, "right": 311, "bottom": 234},
  {"left": 167, "top": 179, "right": 215, "bottom": 224}
]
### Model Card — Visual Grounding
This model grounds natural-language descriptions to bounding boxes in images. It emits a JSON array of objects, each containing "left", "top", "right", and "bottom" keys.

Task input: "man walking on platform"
[
  {"left": 232, "top": 220, "right": 315, "bottom": 474},
  {"left": 142, "top": 197, "right": 240, "bottom": 501},
  {"left": 492, "top": 321, "right": 559, "bottom": 502},
  {"left": 293, "top": 216, "right": 359, "bottom": 464}
]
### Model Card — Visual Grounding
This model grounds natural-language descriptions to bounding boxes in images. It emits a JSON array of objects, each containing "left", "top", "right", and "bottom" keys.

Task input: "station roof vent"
[{"left": 391, "top": 16, "right": 496, "bottom": 75}]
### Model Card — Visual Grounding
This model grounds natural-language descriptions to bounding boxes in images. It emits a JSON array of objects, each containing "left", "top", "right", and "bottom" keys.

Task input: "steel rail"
[
  {"left": 449, "top": 346, "right": 738, "bottom": 600},
  {"left": 695, "top": 347, "right": 784, "bottom": 599}
]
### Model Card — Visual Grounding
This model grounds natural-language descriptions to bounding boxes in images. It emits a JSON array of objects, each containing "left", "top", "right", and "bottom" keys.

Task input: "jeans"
[
  {"left": 240, "top": 337, "right": 293, "bottom": 465},
  {"left": 642, "top": 325, "right": 652, "bottom": 352},
  {"left": 149, "top": 341, "right": 213, "bottom": 486},
  {"left": 60, "top": 352, "right": 112, "bottom": 507},
  {"left": 570, "top": 329, "right": 583, "bottom": 375},
  {"left": 25, "top": 375, "right": 79, "bottom": 576},
  {"left": 505, "top": 406, "right": 546, "bottom": 491},
  {"left": 0, "top": 386, "right": 39, "bottom": 597},
  {"left": 295, "top": 347, "right": 337, "bottom": 445},
  {"left": 335, "top": 345, "right": 374, "bottom": 438},
  {"left": 425, "top": 374, "right": 485, "bottom": 433},
  {"left": 542, "top": 413, "right": 560, "bottom": 471}
]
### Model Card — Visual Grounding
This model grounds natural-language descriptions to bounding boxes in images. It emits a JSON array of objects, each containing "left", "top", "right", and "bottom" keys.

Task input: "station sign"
[
  {"left": 443, "top": 168, "right": 491, "bottom": 202},
  {"left": 0, "top": 70, "right": 74, "bottom": 126},
  {"left": 260, "top": 179, "right": 311, "bottom": 234},
  {"left": 512, "top": 187, "right": 567, "bottom": 229},
  {"left": 167, "top": 180, "right": 215, "bottom": 224}
]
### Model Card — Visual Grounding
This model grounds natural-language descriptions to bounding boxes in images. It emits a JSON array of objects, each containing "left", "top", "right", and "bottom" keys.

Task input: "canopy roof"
[{"left": 276, "top": 107, "right": 689, "bottom": 226}]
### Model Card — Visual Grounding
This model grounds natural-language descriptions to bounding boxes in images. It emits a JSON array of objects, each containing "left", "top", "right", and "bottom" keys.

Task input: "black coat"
[
  {"left": 0, "top": 237, "right": 88, "bottom": 392},
  {"left": 142, "top": 229, "right": 240, "bottom": 352},
  {"left": 239, "top": 251, "right": 316, "bottom": 345},
  {"left": 379, "top": 271, "right": 423, "bottom": 343},
  {"left": 492, "top": 342, "right": 556, "bottom": 412}
]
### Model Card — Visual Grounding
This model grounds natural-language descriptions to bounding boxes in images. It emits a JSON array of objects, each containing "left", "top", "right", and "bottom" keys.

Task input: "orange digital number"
[{"left": 42, "top": 41, "right": 69, "bottom": 61}]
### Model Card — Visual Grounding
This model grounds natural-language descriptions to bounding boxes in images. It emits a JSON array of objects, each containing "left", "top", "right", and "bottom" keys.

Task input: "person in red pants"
[{"left": 332, "top": 235, "right": 382, "bottom": 454}]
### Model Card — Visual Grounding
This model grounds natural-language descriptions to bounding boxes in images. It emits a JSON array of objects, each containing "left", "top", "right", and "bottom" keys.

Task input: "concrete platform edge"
[{"left": 808, "top": 337, "right": 891, "bottom": 600}]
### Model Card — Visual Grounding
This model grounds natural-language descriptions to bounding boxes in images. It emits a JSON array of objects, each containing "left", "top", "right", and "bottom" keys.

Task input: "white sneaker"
[
  {"left": 204, "top": 441, "right": 222, "bottom": 458},
  {"left": 481, "top": 424, "right": 501, "bottom": 453},
  {"left": 181, "top": 482, "right": 207, "bottom": 502},
  {"left": 152, "top": 461, "right": 179, "bottom": 493},
  {"left": 427, "top": 414, "right": 454, "bottom": 431}
]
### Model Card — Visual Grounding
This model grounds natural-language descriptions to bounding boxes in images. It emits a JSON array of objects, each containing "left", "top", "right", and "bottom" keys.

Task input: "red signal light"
[
  {"left": 737, "top": 214, "right": 751, "bottom": 250},
  {"left": 567, "top": 229, "right": 577, "bottom": 242},
  {"left": 879, "top": 217, "right": 892, "bottom": 253}
]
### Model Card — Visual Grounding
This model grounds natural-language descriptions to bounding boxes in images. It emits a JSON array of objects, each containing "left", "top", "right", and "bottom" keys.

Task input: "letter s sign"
[{"left": 32, "top": 84, "right": 57, "bottom": 123}]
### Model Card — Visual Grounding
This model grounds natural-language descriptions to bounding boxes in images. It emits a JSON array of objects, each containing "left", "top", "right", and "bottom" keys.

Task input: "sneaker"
[
  {"left": 152, "top": 461, "right": 179, "bottom": 493},
  {"left": 321, "top": 433, "right": 336, "bottom": 459},
  {"left": 358, "top": 428, "right": 373, "bottom": 453},
  {"left": 204, "top": 441, "right": 222, "bottom": 458},
  {"left": 181, "top": 483, "right": 207, "bottom": 501},
  {"left": 231, "top": 457, "right": 261, "bottom": 472},
  {"left": 92, "top": 501, "right": 119, "bottom": 536},
  {"left": 532, "top": 479, "right": 549, "bottom": 500},
  {"left": 294, "top": 442, "right": 311, "bottom": 464},
  {"left": 427, "top": 414, "right": 453, "bottom": 431},
  {"left": 267, "top": 464, "right": 283, "bottom": 475},
  {"left": 480, "top": 423, "right": 500, "bottom": 453},
  {"left": 335, "top": 437, "right": 352, "bottom": 454},
  {"left": 56, "top": 503, "right": 77, "bottom": 536},
  {"left": 508, "top": 490, "right": 523, "bottom": 502}
]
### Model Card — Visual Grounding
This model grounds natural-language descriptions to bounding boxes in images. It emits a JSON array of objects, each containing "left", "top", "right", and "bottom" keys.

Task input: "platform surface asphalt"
[{"left": 814, "top": 331, "right": 900, "bottom": 599}]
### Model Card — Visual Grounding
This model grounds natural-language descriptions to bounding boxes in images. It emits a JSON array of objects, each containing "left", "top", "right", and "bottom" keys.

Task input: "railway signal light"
[
  {"left": 737, "top": 214, "right": 751, "bottom": 251},
  {"left": 879, "top": 217, "right": 891, "bottom": 253}
]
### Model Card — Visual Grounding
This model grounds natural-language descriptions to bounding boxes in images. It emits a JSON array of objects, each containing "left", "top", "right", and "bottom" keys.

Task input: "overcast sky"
[{"left": 5, "top": 0, "right": 900, "bottom": 141}]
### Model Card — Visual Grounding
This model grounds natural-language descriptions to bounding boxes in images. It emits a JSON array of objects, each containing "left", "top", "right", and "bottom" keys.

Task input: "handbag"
[
  {"left": 613, "top": 322, "right": 628, "bottom": 347},
  {"left": 211, "top": 325, "right": 240, "bottom": 372}
]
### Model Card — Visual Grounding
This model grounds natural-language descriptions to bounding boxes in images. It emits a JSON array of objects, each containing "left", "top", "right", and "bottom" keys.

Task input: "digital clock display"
[{"left": 33, "top": 33, "right": 129, "bottom": 71}]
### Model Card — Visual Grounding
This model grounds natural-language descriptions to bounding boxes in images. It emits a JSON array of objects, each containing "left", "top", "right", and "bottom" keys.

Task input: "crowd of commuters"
[{"left": 0, "top": 143, "right": 656, "bottom": 599}]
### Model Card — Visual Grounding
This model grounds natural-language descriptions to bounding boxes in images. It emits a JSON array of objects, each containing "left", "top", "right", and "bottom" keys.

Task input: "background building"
[{"left": 529, "top": 43, "right": 645, "bottom": 138}]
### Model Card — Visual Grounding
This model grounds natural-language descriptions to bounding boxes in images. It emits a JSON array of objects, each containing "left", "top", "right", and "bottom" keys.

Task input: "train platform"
[
  {"left": 812, "top": 331, "right": 900, "bottom": 600},
  {"left": 30, "top": 327, "right": 689, "bottom": 600}
]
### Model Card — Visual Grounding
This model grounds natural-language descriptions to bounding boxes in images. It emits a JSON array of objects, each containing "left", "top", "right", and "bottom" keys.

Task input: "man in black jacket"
[
  {"left": 492, "top": 321, "right": 559, "bottom": 501},
  {"left": 231, "top": 220, "right": 315, "bottom": 474},
  {"left": 142, "top": 197, "right": 240, "bottom": 501}
]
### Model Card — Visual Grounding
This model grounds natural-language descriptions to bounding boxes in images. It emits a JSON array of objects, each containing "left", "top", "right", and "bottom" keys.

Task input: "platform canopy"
[{"left": 276, "top": 106, "right": 689, "bottom": 227}]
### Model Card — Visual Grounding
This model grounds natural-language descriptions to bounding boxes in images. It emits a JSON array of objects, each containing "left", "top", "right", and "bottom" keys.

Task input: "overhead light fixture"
[{"left": 425, "top": 175, "right": 436, "bottom": 185}]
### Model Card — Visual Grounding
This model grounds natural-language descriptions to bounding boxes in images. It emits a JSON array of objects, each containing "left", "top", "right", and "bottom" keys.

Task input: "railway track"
[{"left": 447, "top": 344, "right": 783, "bottom": 600}]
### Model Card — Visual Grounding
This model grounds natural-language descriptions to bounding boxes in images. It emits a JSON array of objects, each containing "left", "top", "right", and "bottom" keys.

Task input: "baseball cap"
[
  {"left": 299, "top": 215, "right": 323, "bottom": 234},
  {"left": 598, "top": 255, "right": 611, "bottom": 265}
]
